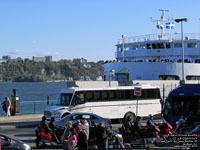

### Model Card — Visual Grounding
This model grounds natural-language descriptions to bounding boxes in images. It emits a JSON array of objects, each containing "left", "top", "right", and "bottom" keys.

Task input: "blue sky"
[{"left": 0, "top": 0, "right": 200, "bottom": 61}]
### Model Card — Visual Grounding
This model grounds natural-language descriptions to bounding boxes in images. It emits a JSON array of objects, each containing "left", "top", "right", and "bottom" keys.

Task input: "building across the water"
[{"left": 104, "top": 10, "right": 200, "bottom": 85}]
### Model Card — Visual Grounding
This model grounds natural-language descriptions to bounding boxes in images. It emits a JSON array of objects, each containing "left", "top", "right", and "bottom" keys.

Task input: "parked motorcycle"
[
  {"left": 158, "top": 119, "right": 176, "bottom": 142},
  {"left": 88, "top": 132, "right": 130, "bottom": 150},
  {"left": 175, "top": 116, "right": 189, "bottom": 134}
]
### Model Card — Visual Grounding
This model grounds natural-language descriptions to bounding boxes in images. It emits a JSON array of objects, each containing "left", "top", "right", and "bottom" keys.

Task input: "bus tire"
[
  {"left": 61, "top": 113, "right": 70, "bottom": 118},
  {"left": 124, "top": 112, "right": 136, "bottom": 122}
]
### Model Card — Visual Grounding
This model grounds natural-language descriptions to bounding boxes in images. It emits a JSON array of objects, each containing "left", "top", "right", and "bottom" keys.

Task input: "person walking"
[
  {"left": 96, "top": 120, "right": 112, "bottom": 150},
  {"left": 1, "top": 97, "right": 11, "bottom": 116},
  {"left": 75, "top": 125, "right": 88, "bottom": 150},
  {"left": 63, "top": 121, "right": 73, "bottom": 150}
]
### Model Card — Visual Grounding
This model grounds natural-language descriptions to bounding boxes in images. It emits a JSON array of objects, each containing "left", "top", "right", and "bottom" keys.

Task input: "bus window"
[
  {"left": 85, "top": 91, "right": 93, "bottom": 102},
  {"left": 164, "top": 99, "right": 171, "bottom": 115},
  {"left": 125, "top": 90, "right": 133, "bottom": 100},
  {"left": 94, "top": 91, "right": 101, "bottom": 101},
  {"left": 73, "top": 92, "right": 85, "bottom": 105},
  {"left": 56, "top": 93, "right": 72, "bottom": 106},
  {"left": 102, "top": 91, "right": 108, "bottom": 101},
  {"left": 109, "top": 90, "right": 116, "bottom": 101}
]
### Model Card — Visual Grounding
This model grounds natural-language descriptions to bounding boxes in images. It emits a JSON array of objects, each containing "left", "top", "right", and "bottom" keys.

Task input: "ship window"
[
  {"left": 146, "top": 43, "right": 152, "bottom": 49},
  {"left": 166, "top": 43, "right": 171, "bottom": 48},
  {"left": 132, "top": 45, "right": 137, "bottom": 50},
  {"left": 141, "top": 44, "right": 146, "bottom": 49},
  {"left": 186, "top": 76, "right": 200, "bottom": 80},
  {"left": 187, "top": 43, "right": 197, "bottom": 48},
  {"left": 158, "top": 43, "right": 165, "bottom": 49},
  {"left": 174, "top": 43, "right": 182, "bottom": 48},
  {"left": 152, "top": 43, "right": 158, "bottom": 49}
]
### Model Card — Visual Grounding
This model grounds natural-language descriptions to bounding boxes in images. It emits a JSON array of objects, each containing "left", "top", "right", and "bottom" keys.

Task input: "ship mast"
[{"left": 153, "top": 9, "right": 170, "bottom": 40}]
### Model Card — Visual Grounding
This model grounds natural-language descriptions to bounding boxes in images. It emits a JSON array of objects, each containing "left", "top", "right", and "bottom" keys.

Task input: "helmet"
[
  {"left": 76, "top": 125, "right": 82, "bottom": 131},
  {"left": 50, "top": 117, "right": 55, "bottom": 122},
  {"left": 127, "top": 116, "right": 132, "bottom": 122},
  {"left": 136, "top": 116, "right": 141, "bottom": 121},
  {"left": 42, "top": 116, "right": 47, "bottom": 121},
  {"left": 148, "top": 114, "right": 153, "bottom": 119}
]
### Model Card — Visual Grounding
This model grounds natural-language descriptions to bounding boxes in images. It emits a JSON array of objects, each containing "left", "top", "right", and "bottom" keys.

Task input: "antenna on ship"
[{"left": 151, "top": 9, "right": 170, "bottom": 40}]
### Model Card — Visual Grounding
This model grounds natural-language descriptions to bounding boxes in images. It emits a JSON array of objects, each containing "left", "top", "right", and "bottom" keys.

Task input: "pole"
[
  {"left": 109, "top": 75, "right": 111, "bottom": 87},
  {"left": 34, "top": 100, "right": 36, "bottom": 114},
  {"left": 136, "top": 96, "right": 139, "bottom": 116},
  {"left": 181, "top": 21, "right": 185, "bottom": 84}
]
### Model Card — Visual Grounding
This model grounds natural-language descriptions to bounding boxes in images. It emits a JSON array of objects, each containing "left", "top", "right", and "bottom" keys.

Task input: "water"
[{"left": 0, "top": 82, "right": 66, "bottom": 115}]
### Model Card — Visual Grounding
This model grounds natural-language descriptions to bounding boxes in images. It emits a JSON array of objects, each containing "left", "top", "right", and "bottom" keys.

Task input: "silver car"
[{"left": 55, "top": 112, "right": 112, "bottom": 128}]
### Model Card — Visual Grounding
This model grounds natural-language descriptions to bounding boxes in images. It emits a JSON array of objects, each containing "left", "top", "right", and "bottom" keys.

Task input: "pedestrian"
[
  {"left": 75, "top": 125, "right": 88, "bottom": 150},
  {"left": 96, "top": 120, "right": 112, "bottom": 150},
  {"left": 1, "top": 97, "right": 11, "bottom": 116},
  {"left": 68, "top": 128, "right": 77, "bottom": 150},
  {"left": 63, "top": 121, "right": 73, "bottom": 150},
  {"left": 78, "top": 119, "right": 89, "bottom": 140}
]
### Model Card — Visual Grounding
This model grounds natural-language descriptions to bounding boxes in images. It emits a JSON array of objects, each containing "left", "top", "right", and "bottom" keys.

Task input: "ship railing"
[{"left": 117, "top": 33, "right": 200, "bottom": 44}]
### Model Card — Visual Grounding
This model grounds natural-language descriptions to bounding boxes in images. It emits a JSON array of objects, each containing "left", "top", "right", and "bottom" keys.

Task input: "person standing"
[
  {"left": 78, "top": 119, "right": 89, "bottom": 140},
  {"left": 2, "top": 97, "right": 11, "bottom": 116},
  {"left": 63, "top": 121, "right": 73, "bottom": 150},
  {"left": 75, "top": 125, "right": 88, "bottom": 150},
  {"left": 68, "top": 129, "right": 77, "bottom": 150},
  {"left": 96, "top": 120, "right": 112, "bottom": 150}
]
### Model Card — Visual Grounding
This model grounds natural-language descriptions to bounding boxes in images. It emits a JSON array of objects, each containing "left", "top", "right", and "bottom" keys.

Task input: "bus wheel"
[
  {"left": 124, "top": 112, "right": 136, "bottom": 122},
  {"left": 61, "top": 113, "right": 70, "bottom": 118}
]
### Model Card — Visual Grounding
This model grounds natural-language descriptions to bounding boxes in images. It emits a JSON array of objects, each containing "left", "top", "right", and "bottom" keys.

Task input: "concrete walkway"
[{"left": 0, "top": 114, "right": 43, "bottom": 129}]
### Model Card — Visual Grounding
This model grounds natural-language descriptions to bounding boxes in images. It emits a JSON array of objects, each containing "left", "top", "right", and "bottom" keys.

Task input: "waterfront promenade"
[{"left": 0, "top": 114, "right": 43, "bottom": 129}]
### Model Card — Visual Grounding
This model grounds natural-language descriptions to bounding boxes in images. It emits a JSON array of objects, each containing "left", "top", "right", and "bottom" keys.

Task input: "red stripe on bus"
[{"left": 70, "top": 102, "right": 159, "bottom": 111}]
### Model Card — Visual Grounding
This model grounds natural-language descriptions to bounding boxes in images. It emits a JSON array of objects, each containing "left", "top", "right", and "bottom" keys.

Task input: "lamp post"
[
  {"left": 175, "top": 18, "right": 188, "bottom": 85},
  {"left": 122, "top": 35, "right": 126, "bottom": 61},
  {"left": 109, "top": 70, "right": 115, "bottom": 87}
]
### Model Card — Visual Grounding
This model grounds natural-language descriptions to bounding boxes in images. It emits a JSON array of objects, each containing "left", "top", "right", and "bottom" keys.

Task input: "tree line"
[{"left": 0, "top": 59, "right": 104, "bottom": 82}]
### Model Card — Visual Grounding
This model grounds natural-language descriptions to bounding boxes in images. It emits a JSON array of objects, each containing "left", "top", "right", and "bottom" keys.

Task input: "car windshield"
[{"left": 56, "top": 93, "right": 73, "bottom": 106}]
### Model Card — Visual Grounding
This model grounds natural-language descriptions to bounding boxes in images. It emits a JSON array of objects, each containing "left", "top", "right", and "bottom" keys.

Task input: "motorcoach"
[{"left": 44, "top": 84, "right": 161, "bottom": 121}]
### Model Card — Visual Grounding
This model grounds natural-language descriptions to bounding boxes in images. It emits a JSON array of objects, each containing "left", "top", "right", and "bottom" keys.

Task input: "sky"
[{"left": 0, "top": 0, "right": 200, "bottom": 62}]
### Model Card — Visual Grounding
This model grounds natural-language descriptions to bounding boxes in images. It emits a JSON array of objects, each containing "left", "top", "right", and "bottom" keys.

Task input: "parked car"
[
  {"left": 55, "top": 112, "right": 112, "bottom": 128},
  {"left": 0, "top": 133, "right": 31, "bottom": 150}
]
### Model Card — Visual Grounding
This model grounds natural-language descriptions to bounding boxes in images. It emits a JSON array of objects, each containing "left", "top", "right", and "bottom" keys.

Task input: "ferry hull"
[{"left": 104, "top": 62, "right": 200, "bottom": 80}]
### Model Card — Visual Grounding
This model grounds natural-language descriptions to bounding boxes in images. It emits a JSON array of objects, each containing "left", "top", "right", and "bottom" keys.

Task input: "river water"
[{"left": 0, "top": 82, "right": 66, "bottom": 115}]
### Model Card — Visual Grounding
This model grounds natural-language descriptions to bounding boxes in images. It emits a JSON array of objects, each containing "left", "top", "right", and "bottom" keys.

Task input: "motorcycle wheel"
[
  {"left": 154, "top": 135, "right": 165, "bottom": 146},
  {"left": 36, "top": 138, "right": 47, "bottom": 149}
]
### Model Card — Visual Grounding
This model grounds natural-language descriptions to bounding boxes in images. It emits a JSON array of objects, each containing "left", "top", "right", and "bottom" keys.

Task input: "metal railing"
[
  {"left": 0, "top": 100, "right": 57, "bottom": 116},
  {"left": 117, "top": 33, "right": 200, "bottom": 44}
]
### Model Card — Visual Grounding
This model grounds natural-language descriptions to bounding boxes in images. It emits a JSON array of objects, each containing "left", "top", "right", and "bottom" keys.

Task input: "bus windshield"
[
  {"left": 172, "top": 96, "right": 200, "bottom": 115},
  {"left": 56, "top": 93, "right": 73, "bottom": 106}
]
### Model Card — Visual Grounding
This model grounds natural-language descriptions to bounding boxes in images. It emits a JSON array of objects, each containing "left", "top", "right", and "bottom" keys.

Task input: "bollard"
[
  {"left": 47, "top": 96, "right": 49, "bottom": 105},
  {"left": 51, "top": 100, "right": 54, "bottom": 106}
]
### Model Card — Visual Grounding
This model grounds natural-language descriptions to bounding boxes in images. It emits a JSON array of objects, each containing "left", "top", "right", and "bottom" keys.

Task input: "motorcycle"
[
  {"left": 88, "top": 132, "right": 130, "bottom": 150},
  {"left": 158, "top": 119, "right": 176, "bottom": 142},
  {"left": 118, "top": 120, "right": 164, "bottom": 147},
  {"left": 35, "top": 125, "right": 61, "bottom": 149},
  {"left": 175, "top": 116, "right": 189, "bottom": 134}
]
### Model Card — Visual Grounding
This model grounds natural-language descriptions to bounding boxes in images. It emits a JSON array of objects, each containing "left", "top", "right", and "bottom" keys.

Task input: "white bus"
[{"left": 44, "top": 84, "right": 161, "bottom": 121}]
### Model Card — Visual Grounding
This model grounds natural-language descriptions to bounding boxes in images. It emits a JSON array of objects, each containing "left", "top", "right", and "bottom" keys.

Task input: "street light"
[
  {"left": 109, "top": 70, "right": 115, "bottom": 87},
  {"left": 175, "top": 18, "right": 188, "bottom": 85}
]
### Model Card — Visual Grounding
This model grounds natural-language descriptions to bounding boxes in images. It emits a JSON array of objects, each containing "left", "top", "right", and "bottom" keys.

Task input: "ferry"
[{"left": 104, "top": 10, "right": 200, "bottom": 85}]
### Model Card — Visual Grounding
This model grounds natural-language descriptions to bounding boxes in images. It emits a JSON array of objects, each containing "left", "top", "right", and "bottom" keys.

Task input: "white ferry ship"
[{"left": 104, "top": 10, "right": 200, "bottom": 84}]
